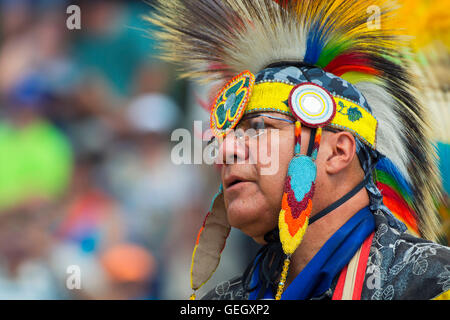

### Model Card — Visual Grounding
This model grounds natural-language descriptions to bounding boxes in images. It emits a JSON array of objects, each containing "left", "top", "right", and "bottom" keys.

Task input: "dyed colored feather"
[
  {"left": 376, "top": 157, "right": 413, "bottom": 200},
  {"left": 324, "top": 53, "right": 382, "bottom": 77},
  {"left": 378, "top": 181, "right": 420, "bottom": 236}
]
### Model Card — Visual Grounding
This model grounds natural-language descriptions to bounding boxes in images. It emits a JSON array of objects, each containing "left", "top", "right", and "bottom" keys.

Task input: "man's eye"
[{"left": 250, "top": 118, "right": 265, "bottom": 131}]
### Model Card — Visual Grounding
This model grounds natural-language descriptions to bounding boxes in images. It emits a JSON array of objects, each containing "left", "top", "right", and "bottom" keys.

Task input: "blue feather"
[
  {"left": 304, "top": 21, "right": 326, "bottom": 65},
  {"left": 376, "top": 157, "right": 413, "bottom": 198}
]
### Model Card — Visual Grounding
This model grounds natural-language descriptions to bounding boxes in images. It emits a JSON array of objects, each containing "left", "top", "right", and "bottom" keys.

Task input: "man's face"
[{"left": 219, "top": 113, "right": 312, "bottom": 244}]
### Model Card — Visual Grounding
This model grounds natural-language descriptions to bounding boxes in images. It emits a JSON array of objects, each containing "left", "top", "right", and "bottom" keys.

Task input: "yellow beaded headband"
[{"left": 210, "top": 71, "right": 378, "bottom": 149}]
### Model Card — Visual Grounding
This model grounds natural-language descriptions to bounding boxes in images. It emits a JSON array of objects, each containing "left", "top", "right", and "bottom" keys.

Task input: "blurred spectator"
[
  {"left": 99, "top": 243, "right": 157, "bottom": 299},
  {"left": 71, "top": 0, "right": 156, "bottom": 100},
  {"left": 0, "top": 204, "right": 62, "bottom": 299},
  {"left": 0, "top": 74, "right": 73, "bottom": 213}
]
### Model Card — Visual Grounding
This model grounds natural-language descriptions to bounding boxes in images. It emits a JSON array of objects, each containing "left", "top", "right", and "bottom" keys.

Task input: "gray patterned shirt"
[{"left": 202, "top": 209, "right": 450, "bottom": 300}]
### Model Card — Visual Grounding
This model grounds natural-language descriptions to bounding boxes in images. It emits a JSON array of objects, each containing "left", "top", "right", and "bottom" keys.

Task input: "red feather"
[
  {"left": 324, "top": 53, "right": 381, "bottom": 77},
  {"left": 377, "top": 182, "right": 419, "bottom": 234}
]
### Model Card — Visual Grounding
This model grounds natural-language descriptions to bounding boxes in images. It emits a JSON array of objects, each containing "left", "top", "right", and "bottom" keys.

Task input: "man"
[{"left": 149, "top": 0, "right": 450, "bottom": 300}]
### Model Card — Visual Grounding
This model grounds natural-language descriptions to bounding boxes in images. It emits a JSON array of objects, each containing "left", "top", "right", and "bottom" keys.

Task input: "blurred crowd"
[
  {"left": 0, "top": 0, "right": 257, "bottom": 299},
  {"left": 0, "top": 0, "right": 448, "bottom": 300}
]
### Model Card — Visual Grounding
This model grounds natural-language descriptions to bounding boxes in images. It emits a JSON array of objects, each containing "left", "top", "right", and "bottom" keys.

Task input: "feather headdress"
[
  {"left": 149, "top": 0, "right": 441, "bottom": 238},
  {"left": 147, "top": 0, "right": 443, "bottom": 296}
]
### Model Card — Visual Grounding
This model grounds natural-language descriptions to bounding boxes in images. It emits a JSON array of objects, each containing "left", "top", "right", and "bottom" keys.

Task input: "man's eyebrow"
[
  {"left": 323, "top": 127, "right": 340, "bottom": 133},
  {"left": 248, "top": 114, "right": 295, "bottom": 122}
]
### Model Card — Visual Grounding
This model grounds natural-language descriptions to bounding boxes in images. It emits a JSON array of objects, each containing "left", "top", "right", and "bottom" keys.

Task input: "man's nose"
[{"left": 219, "top": 131, "right": 249, "bottom": 165}]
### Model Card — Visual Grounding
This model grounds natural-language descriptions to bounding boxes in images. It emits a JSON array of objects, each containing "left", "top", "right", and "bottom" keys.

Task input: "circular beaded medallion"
[
  {"left": 210, "top": 70, "right": 255, "bottom": 137},
  {"left": 288, "top": 83, "right": 336, "bottom": 127}
]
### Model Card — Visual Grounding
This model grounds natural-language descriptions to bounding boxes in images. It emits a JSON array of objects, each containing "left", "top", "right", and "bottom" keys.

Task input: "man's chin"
[
  {"left": 243, "top": 226, "right": 276, "bottom": 246},
  {"left": 226, "top": 198, "right": 258, "bottom": 226},
  {"left": 226, "top": 207, "right": 275, "bottom": 243},
  {"left": 251, "top": 235, "right": 269, "bottom": 245}
]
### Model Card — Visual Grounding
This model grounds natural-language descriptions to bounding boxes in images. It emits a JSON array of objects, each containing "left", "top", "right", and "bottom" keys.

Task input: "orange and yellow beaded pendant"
[{"left": 210, "top": 70, "right": 255, "bottom": 138}]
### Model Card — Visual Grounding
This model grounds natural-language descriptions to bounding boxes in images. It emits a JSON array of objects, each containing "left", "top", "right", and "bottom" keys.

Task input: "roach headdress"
[{"left": 148, "top": 0, "right": 442, "bottom": 299}]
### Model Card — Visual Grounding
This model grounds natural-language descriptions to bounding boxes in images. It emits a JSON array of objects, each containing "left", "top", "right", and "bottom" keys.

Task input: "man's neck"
[{"left": 285, "top": 187, "right": 370, "bottom": 288}]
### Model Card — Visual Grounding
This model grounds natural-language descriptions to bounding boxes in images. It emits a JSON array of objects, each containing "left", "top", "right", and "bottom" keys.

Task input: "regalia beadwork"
[{"left": 211, "top": 71, "right": 255, "bottom": 138}]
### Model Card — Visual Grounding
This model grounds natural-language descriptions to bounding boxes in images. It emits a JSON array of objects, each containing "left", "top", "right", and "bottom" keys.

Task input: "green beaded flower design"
[
  {"left": 211, "top": 71, "right": 255, "bottom": 137},
  {"left": 337, "top": 101, "right": 363, "bottom": 122}
]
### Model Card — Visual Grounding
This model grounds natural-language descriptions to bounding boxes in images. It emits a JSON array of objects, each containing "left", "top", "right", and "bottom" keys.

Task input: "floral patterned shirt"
[{"left": 202, "top": 209, "right": 450, "bottom": 300}]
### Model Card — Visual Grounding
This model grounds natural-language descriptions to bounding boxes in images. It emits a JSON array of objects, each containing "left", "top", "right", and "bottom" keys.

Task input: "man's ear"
[{"left": 324, "top": 131, "right": 357, "bottom": 175}]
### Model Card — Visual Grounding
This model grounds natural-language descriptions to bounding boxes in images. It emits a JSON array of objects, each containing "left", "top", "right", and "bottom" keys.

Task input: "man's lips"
[{"left": 224, "top": 174, "right": 253, "bottom": 190}]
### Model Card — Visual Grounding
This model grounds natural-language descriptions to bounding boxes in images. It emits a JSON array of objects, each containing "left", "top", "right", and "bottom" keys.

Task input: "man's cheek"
[{"left": 258, "top": 130, "right": 281, "bottom": 176}]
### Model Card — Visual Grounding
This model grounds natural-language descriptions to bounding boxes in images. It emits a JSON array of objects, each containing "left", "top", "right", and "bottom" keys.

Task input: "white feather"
[
  {"left": 225, "top": 6, "right": 308, "bottom": 74},
  {"left": 355, "top": 81, "right": 411, "bottom": 183}
]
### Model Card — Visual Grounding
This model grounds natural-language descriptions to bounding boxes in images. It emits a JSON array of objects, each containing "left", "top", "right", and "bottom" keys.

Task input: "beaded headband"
[{"left": 210, "top": 70, "right": 378, "bottom": 149}]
